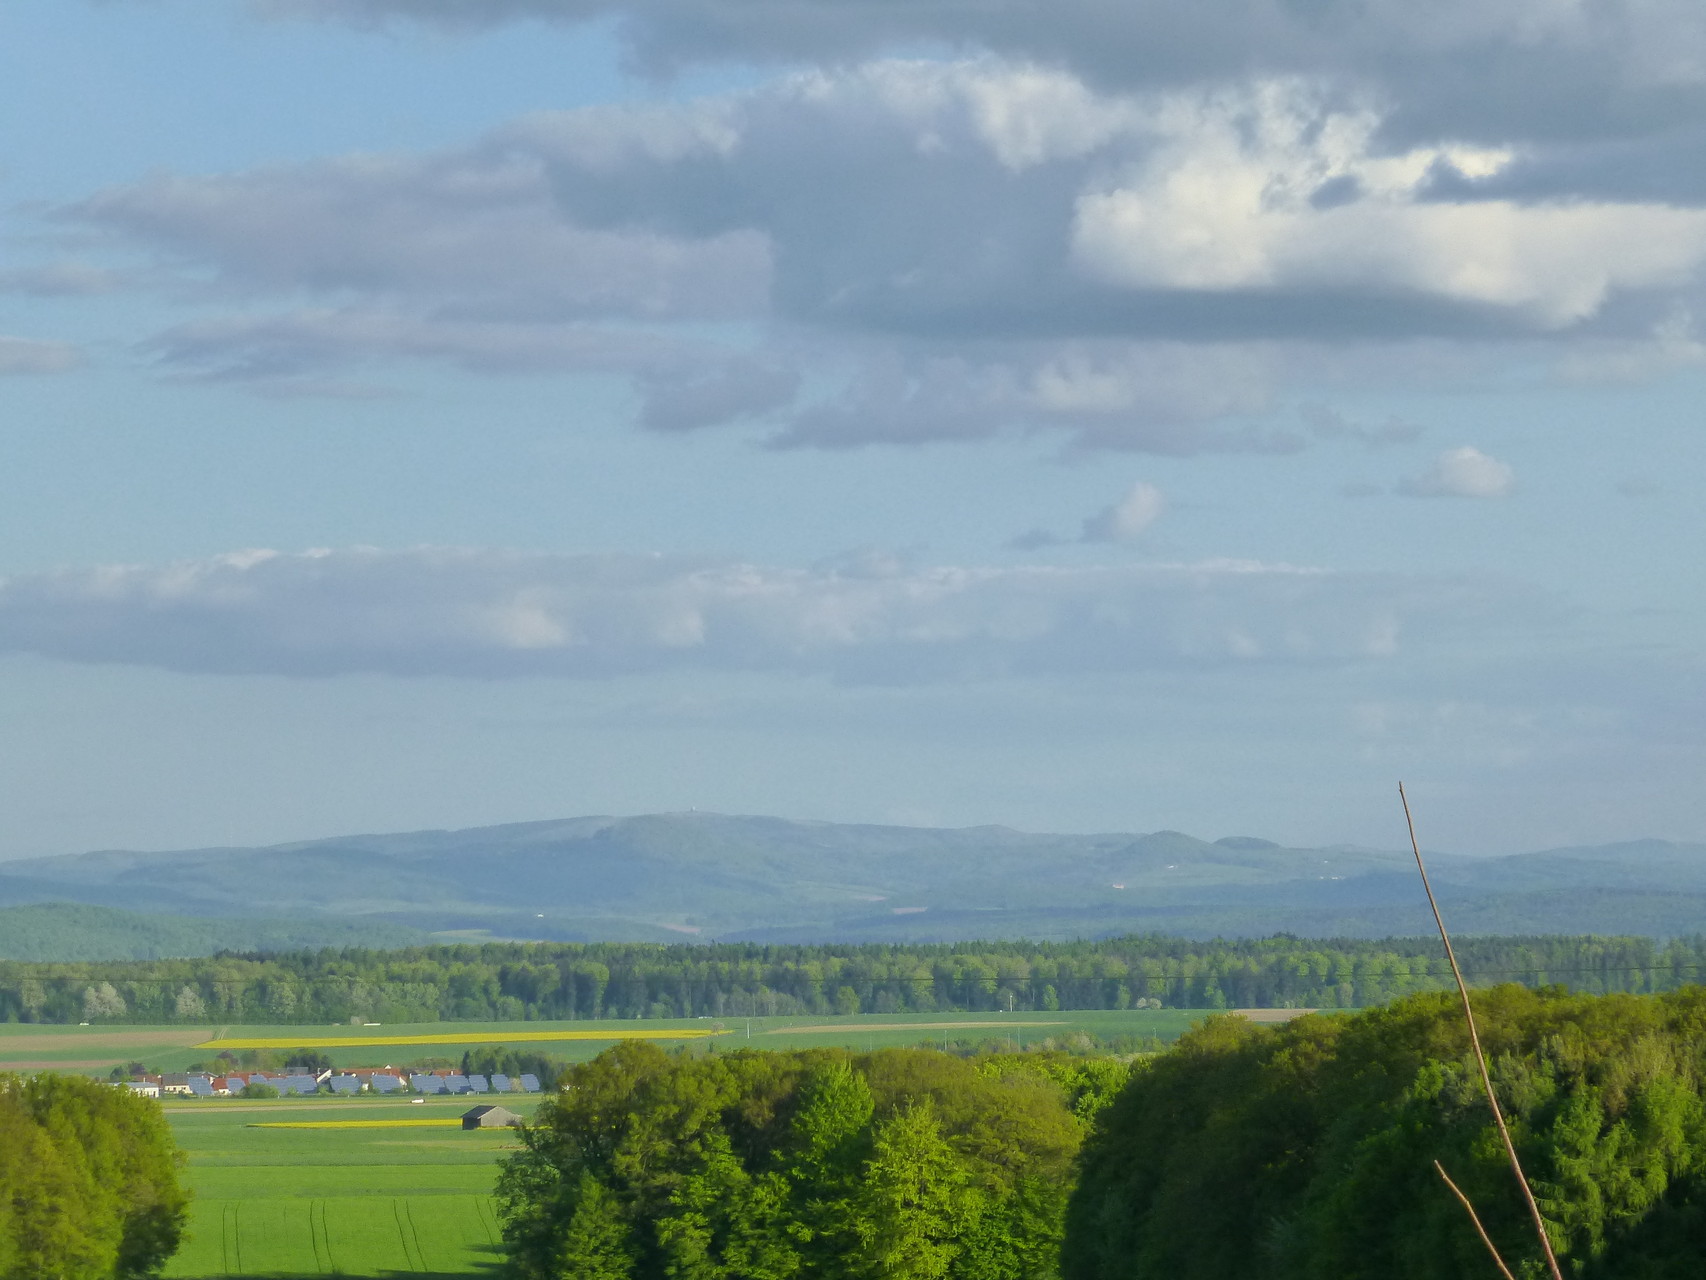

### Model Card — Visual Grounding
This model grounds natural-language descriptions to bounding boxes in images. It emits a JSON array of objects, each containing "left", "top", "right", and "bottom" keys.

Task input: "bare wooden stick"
[
  {"left": 1434, "top": 1160, "right": 1518, "bottom": 1280},
  {"left": 1400, "top": 783, "right": 1564, "bottom": 1280}
]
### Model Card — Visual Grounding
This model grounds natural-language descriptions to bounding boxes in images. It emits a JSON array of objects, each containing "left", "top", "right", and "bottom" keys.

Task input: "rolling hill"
[{"left": 1, "top": 813, "right": 1703, "bottom": 957}]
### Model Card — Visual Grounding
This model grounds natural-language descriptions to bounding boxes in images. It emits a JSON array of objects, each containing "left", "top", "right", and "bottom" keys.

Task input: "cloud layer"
[
  {"left": 0, "top": 546, "right": 1534, "bottom": 681},
  {"left": 62, "top": 55, "right": 1706, "bottom": 448}
]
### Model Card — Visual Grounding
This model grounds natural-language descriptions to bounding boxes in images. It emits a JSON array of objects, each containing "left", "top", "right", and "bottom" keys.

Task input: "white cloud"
[
  {"left": 1401, "top": 445, "right": 1516, "bottom": 498},
  {"left": 1082, "top": 482, "right": 1165, "bottom": 542},
  {"left": 0, "top": 546, "right": 1530, "bottom": 681},
  {"left": 1069, "top": 81, "right": 1706, "bottom": 327}
]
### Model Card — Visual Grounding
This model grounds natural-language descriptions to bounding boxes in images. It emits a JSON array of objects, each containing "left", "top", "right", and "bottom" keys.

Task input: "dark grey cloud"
[
  {"left": 0, "top": 545, "right": 1542, "bottom": 681},
  {"left": 256, "top": 0, "right": 1706, "bottom": 145},
  {"left": 77, "top": 147, "right": 769, "bottom": 321}
]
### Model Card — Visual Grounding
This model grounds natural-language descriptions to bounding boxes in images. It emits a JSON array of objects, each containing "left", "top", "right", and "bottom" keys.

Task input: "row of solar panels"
[
  {"left": 216, "top": 1074, "right": 324, "bottom": 1095},
  {"left": 408, "top": 1073, "right": 542, "bottom": 1094}
]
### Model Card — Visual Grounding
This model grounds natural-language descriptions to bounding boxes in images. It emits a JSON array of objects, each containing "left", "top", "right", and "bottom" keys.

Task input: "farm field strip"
[
  {"left": 196, "top": 1026, "right": 718, "bottom": 1049},
  {"left": 250, "top": 1118, "right": 466, "bottom": 1128},
  {"left": 774, "top": 1030, "right": 1064, "bottom": 1037}
]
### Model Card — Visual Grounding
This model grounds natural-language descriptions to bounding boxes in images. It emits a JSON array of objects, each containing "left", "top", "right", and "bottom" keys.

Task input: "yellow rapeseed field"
[{"left": 195, "top": 1028, "right": 720, "bottom": 1050}]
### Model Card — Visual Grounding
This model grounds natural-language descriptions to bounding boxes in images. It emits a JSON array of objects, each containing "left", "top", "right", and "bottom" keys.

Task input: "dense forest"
[
  {"left": 3, "top": 933, "right": 1703, "bottom": 1025},
  {"left": 497, "top": 1043, "right": 1126, "bottom": 1280},
  {"left": 498, "top": 987, "right": 1706, "bottom": 1279},
  {"left": 0, "top": 1072, "right": 187, "bottom": 1279},
  {"left": 1067, "top": 985, "right": 1706, "bottom": 1279}
]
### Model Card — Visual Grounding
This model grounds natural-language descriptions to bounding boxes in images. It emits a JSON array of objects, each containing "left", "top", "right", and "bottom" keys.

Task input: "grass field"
[
  {"left": 0, "top": 1007, "right": 1266, "bottom": 1075},
  {"left": 161, "top": 1094, "right": 535, "bottom": 1279}
]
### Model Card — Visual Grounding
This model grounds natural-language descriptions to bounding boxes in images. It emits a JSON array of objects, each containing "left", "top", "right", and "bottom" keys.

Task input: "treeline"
[
  {"left": 2, "top": 933, "right": 1701, "bottom": 1025},
  {"left": 0, "top": 1072, "right": 187, "bottom": 1279},
  {"left": 497, "top": 1043, "right": 1127, "bottom": 1280},
  {"left": 1066, "top": 985, "right": 1706, "bottom": 1279}
]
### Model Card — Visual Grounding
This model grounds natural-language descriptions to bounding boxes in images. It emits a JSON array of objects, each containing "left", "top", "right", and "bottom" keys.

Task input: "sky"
[{"left": 2, "top": 0, "right": 1705, "bottom": 858}]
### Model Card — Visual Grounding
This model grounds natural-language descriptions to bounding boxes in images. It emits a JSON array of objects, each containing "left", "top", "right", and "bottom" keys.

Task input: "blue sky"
[{"left": 2, "top": 0, "right": 1705, "bottom": 857}]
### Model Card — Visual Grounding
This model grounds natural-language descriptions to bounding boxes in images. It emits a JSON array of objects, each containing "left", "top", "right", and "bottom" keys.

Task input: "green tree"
[
  {"left": 0, "top": 1072, "right": 187, "bottom": 1280},
  {"left": 853, "top": 1099, "right": 970, "bottom": 1280},
  {"left": 786, "top": 1062, "right": 875, "bottom": 1274},
  {"left": 556, "top": 1172, "right": 634, "bottom": 1280}
]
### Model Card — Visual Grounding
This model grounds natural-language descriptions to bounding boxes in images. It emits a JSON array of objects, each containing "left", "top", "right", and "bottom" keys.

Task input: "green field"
[
  {"left": 161, "top": 1094, "right": 536, "bottom": 1279},
  {"left": 0, "top": 1006, "right": 1255, "bottom": 1075},
  {"left": 716, "top": 1006, "right": 1221, "bottom": 1051}
]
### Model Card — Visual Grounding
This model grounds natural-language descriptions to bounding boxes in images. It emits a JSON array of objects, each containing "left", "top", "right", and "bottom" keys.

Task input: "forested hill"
[
  {"left": 0, "top": 903, "right": 427, "bottom": 962},
  {"left": 2, "top": 812, "right": 1706, "bottom": 947},
  {"left": 6, "top": 933, "right": 1705, "bottom": 1025}
]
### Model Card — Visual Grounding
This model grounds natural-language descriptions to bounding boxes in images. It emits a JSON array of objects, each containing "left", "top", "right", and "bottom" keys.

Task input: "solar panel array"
[
  {"left": 329, "top": 1075, "right": 361, "bottom": 1094},
  {"left": 467, "top": 1074, "right": 489, "bottom": 1093},
  {"left": 518, "top": 1074, "right": 541, "bottom": 1093},
  {"left": 369, "top": 1074, "right": 402, "bottom": 1093},
  {"left": 411, "top": 1074, "right": 446, "bottom": 1094},
  {"left": 187, "top": 1078, "right": 215, "bottom": 1097},
  {"left": 490, "top": 1074, "right": 512, "bottom": 1093}
]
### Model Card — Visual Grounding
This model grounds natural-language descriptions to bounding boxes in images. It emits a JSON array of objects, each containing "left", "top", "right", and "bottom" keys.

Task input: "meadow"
[
  {"left": 160, "top": 1093, "right": 536, "bottom": 1279},
  {"left": 0, "top": 1006, "right": 1242, "bottom": 1074}
]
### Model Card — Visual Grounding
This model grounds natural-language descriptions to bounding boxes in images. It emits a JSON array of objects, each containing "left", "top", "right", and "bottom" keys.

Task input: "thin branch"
[
  {"left": 1434, "top": 1160, "right": 1518, "bottom": 1280},
  {"left": 1400, "top": 783, "right": 1564, "bottom": 1280}
]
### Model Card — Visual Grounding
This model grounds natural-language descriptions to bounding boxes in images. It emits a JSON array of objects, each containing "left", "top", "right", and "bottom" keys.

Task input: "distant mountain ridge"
[{"left": 1, "top": 812, "right": 1702, "bottom": 953}]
